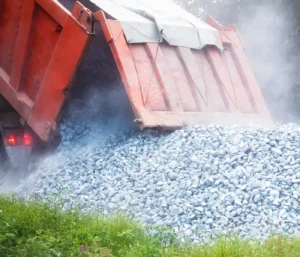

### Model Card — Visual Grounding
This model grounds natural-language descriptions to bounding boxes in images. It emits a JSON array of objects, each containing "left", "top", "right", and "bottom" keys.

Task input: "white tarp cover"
[{"left": 90, "top": 0, "right": 223, "bottom": 50}]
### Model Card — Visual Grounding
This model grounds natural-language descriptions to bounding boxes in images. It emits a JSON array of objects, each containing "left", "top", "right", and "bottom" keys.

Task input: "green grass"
[{"left": 1, "top": 194, "right": 300, "bottom": 257}]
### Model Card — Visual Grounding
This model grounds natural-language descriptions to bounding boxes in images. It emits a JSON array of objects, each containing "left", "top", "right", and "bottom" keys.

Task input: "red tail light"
[
  {"left": 24, "top": 134, "right": 31, "bottom": 146},
  {"left": 7, "top": 135, "right": 16, "bottom": 145}
]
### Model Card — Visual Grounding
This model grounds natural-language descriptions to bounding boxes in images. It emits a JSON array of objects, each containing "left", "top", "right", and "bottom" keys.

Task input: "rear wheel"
[
  {"left": 0, "top": 134, "right": 11, "bottom": 186},
  {"left": 0, "top": 148, "right": 6, "bottom": 183},
  {"left": 0, "top": 135, "right": 9, "bottom": 173},
  {"left": 49, "top": 132, "right": 62, "bottom": 151}
]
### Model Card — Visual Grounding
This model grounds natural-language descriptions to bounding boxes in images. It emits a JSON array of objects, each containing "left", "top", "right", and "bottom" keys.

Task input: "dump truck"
[{"left": 0, "top": 0, "right": 272, "bottom": 171}]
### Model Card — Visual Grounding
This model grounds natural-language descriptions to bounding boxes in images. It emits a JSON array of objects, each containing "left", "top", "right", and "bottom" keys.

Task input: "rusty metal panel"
[
  {"left": 96, "top": 11, "right": 272, "bottom": 129},
  {"left": 0, "top": 0, "right": 93, "bottom": 141}
]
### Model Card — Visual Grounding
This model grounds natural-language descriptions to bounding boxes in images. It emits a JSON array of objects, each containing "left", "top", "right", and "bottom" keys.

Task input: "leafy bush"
[{"left": 0, "top": 195, "right": 147, "bottom": 256}]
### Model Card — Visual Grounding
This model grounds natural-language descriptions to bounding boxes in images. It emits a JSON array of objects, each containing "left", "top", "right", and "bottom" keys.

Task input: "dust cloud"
[
  {"left": 1, "top": 83, "right": 136, "bottom": 194},
  {"left": 200, "top": 1, "right": 298, "bottom": 123},
  {"left": 0, "top": 0, "right": 136, "bottom": 192},
  {"left": 0, "top": 172, "right": 23, "bottom": 194},
  {"left": 235, "top": 4, "right": 297, "bottom": 123}
]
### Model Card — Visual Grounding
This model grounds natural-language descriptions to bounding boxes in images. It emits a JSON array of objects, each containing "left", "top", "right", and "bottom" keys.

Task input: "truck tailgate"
[{"left": 94, "top": 8, "right": 272, "bottom": 129}]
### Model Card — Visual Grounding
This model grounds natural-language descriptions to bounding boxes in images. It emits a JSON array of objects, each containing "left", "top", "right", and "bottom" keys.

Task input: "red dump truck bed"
[{"left": 0, "top": 0, "right": 272, "bottom": 142}]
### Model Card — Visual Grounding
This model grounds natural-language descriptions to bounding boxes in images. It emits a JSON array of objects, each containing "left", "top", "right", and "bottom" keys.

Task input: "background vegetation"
[{"left": 1, "top": 195, "right": 300, "bottom": 257}]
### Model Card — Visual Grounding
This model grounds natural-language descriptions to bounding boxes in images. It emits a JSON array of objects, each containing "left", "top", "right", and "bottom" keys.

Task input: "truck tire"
[
  {"left": 0, "top": 148, "right": 5, "bottom": 173},
  {"left": 0, "top": 136, "right": 9, "bottom": 174},
  {"left": 50, "top": 132, "right": 62, "bottom": 151}
]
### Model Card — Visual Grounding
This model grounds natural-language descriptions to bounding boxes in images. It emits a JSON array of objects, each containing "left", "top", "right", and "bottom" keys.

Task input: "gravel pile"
[{"left": 18, "top": 114, "right": 300, "bottom": 241}]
